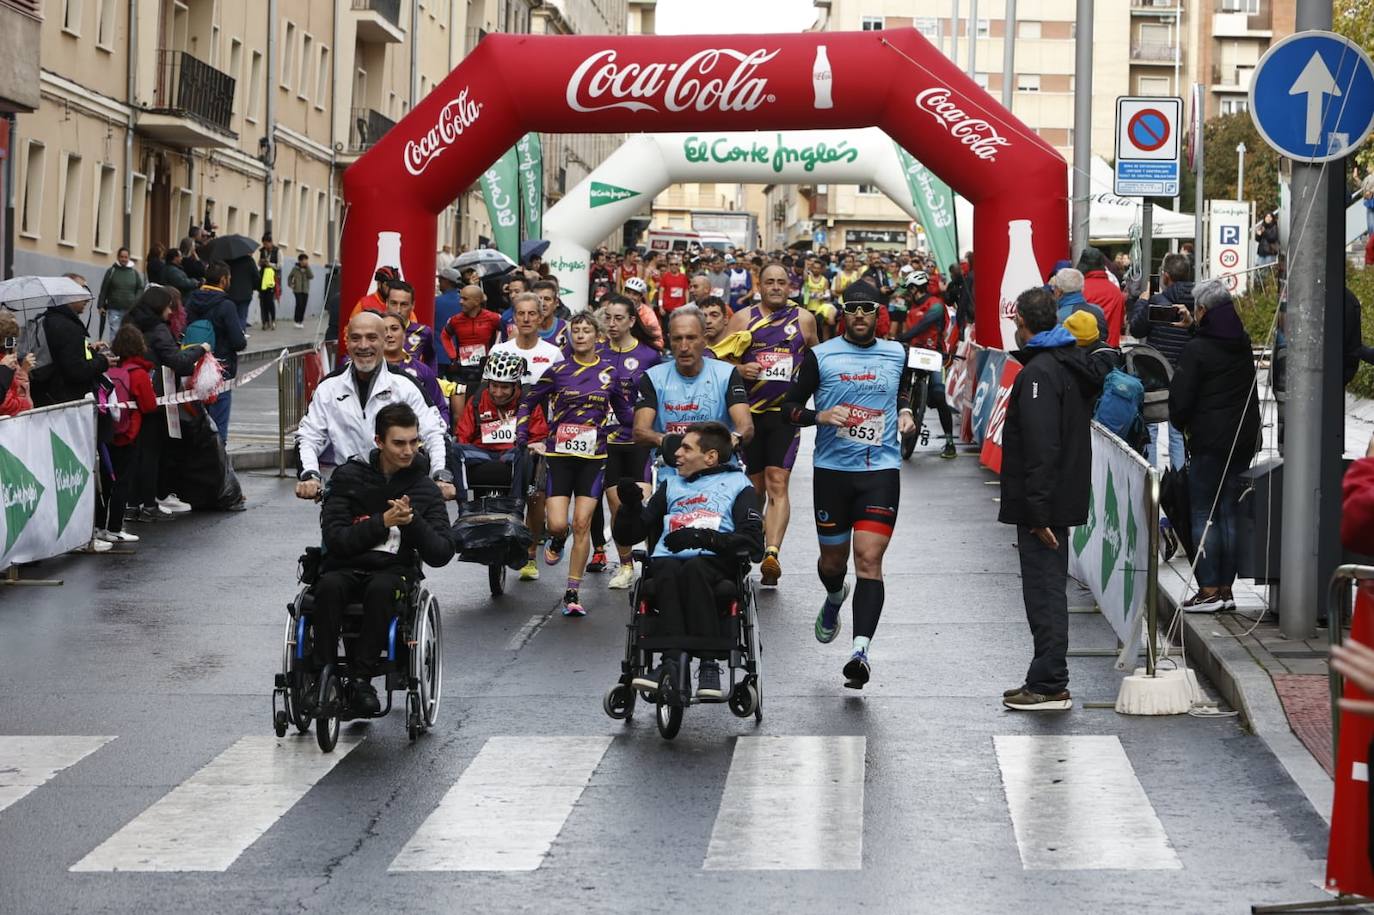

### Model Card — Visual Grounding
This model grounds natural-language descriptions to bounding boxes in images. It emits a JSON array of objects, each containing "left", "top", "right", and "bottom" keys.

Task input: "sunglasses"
[{"left": 841, "top": 301, "right": 880, "bottom": 316}]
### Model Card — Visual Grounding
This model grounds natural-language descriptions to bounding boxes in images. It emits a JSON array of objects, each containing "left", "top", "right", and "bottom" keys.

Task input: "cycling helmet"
[
  {"left": 482, "top": 350, "right": 526, "bottom": 383},
  {"left": 624, "top": 276, "right": 648, "bottom": 294},
  {"left": 904, "top": 269, "right": 930, "bottom": 288}
]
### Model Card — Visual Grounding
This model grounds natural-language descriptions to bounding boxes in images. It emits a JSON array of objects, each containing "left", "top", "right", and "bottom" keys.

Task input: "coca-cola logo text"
[
  {"left": 404, "top": 88, "right": 483, "bottom": 176},
  {"left": 566, "top": 48, "right": 779, "bottom": 114},
  {"left": 914, "top": 88, "right": 1010, "bottom": 162}
]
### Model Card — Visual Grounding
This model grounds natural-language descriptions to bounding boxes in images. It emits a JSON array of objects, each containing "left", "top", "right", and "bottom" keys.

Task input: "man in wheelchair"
[
  {"left": 612, "top": 421, "right": 763, "bottom": 699},
  {"left": 311, "top": 403, "right": 457, "bottom": 715}
]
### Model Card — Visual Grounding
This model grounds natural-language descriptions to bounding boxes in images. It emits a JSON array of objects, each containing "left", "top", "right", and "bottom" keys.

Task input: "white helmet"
[
  {"left": 904, "top": 269, "right": 930, "bottom": 288},
  {"left": 482, "top": 349, "right": 526, "bottom": 383},
  {"left": 624, "top": 276, "right": 648, "bottom": 294}
]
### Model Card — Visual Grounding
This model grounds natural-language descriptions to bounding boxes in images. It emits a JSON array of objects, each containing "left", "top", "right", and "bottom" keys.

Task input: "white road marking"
[
  {"left": 71, "top": 735, "right": 361, "bottom": 872},
  {"left": 703, "top": 735, "right": 865, "bottom": 870},
  {"left": 995, "top": 735, "right": 1181, "bottom": 870},
  {"left": 505, "top": 613, "right": 551, "bottom": 651},
  {"left": 0, "top": 736, "right": 115, "bottom": 816},
  {"left": 390, "top": 735, "right": 612, "bottom": 872}
]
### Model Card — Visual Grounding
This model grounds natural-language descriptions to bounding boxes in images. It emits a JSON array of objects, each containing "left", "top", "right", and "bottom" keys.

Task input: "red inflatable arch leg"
[{"left": 342, "top": 29, "right": 1067, "bottom": 350}]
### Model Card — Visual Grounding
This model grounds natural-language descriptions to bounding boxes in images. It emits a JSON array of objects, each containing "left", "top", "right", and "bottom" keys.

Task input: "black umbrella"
[{"left": 201, "top": 233, "right": 258, "bottom": 262}]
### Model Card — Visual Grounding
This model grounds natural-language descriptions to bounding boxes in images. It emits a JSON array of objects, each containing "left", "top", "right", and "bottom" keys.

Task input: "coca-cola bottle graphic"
[
  {"left": 367, "top": 231, "right": 405, "bottom": 295},
  {"left": 998, "top": 219, "right": 1042, "bottom": 350},
  {"left": 812, "top": 46, "right": 833, "bottom": 109}
]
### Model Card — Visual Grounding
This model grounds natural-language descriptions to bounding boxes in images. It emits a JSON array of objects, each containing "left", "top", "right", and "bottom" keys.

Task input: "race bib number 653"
[{"left": 841, "top": 404, "right": 885, "bottom": 444}]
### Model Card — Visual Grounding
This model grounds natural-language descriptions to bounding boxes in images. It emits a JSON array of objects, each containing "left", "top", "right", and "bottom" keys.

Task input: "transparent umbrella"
[
  {"left": 453, "top": 248, "right": 517, "bottom": 279},
  {"left": 0, "top": 275, "right": 91, "bottom": 323}
]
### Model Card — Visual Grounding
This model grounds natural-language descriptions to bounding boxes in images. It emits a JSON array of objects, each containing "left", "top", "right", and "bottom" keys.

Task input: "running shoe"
[
  {"left": 544, "top": 536, "right": 566, "bottom": 566},
  {"left": 631, "top": 663, "right": 661, "bottom": 692},
  {"left": 1181, "top": 592, "right": 1225, "bottom": 613},
  {"left": 585, "top": 549, "right": 608, "bottom": 573},
  {"left": 760, "top": 550, "right": 781, "bottom": 587},
  {"left": 815, "top": 581, "right": 850, "bottom": 643},
  {"left": 72, "top": 537, "right": 112, "bottom": 554},
  {"left": 157, "top": 494, "right": 192, "bottom": 514},
  {"left": 697, "top": 661, "right": 724, "bottom": 699},
  {"left": 96, "top": 529, "right": 140, "bottom": 543},
  {"left": 349, "top": 678, "right": 381, "bottom": 716},
  {"left": 941, "top": 439, "right": 957, "bottom": 460},
  {"left": 842, "top": 649, "right": 871, "bottom": 689},
  {"left": 518, "top": 559, "right": 540, "bottom": 581},
  {"left": 1002, "top": 689, "right": 1072, "bottom": 711},
  {"left": 608, "top": 563, "right": 636, "bottom": 590},
  {"left": 1003, "top": 685, "right": 1027, "bottom": 698},
  {"left": 562, "top": 589, "right": 586, "bottom": 617}
]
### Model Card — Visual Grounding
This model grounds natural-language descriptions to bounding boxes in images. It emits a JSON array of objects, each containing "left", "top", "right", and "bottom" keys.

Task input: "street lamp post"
[{"left": 1236, "top": 141, "right": 1247, "bottom": 201}]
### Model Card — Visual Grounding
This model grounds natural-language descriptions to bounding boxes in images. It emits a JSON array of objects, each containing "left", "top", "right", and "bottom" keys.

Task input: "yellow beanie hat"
[{"left": 1063, "top": 310, "right": 1100, "bottom": 347}]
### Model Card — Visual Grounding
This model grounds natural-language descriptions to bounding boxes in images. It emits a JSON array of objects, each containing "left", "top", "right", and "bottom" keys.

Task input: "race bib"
[
  {"left": 458, "top": 343, "right": 486, "bottom": 367},
  {"left": 555, "top": 422, "right": 598, "bottom": 456},
  {"left": 480, "top": 417, "right": 516, "bottom": 446},
  {"left": 668, "top": 508, "right": 723, "bottom": 532},
  {"left": 841, "top": 404, "right": 885, "bottom": 444},
  {"left": 665, "top": 421, "right": 693, "bottom": 436},
  {"left": 754, "top": 351, "right": 794, "bottom": 383},
  {"left": 907, "top": 347, "right": 943, "bottom": 372},
  {"left": 712, "top": 287, "right": 726, "bottom": 298},
  {"left": 377, "top": 525, "right": 401, "bottom": 555}
]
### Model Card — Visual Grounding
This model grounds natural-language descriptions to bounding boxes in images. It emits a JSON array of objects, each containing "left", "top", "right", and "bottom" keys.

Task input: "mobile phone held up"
[
  {"left": 2, "top": 336, "right": 16, "bottom": 352},
  {"left": 1148, "top": 305, "right": 1181, "bottom": 324}
]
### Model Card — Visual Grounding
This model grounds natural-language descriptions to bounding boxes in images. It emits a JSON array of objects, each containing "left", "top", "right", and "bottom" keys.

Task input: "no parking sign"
[{"left": 1115, "top": 96, "right": 1182, "bottom": 197}]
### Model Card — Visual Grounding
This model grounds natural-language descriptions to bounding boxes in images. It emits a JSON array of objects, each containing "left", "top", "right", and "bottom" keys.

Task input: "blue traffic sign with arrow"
[{"left": 1249, "top": 31, "right": 1374, "bottom": 163}]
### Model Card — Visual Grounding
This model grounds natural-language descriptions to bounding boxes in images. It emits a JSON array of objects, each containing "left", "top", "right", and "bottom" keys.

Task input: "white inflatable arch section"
[{"left": 541, "top": 128, "right": 920, "bottom": 311}]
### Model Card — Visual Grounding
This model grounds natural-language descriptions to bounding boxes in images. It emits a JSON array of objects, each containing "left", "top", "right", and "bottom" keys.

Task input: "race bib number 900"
[
  {"left": 841, "top": 404, "right": 885, "bottom": 444},
  {"left": 555, "top": 422, "right": 598, "bottom": 456},
  {"left": 480, "top": 417, "right": 516, "bottom": 445}
]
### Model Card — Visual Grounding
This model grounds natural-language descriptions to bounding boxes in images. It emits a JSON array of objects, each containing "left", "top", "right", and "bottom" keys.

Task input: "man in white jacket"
[{"left": 294, "top": 311, "right": 454, "bottom": 500}]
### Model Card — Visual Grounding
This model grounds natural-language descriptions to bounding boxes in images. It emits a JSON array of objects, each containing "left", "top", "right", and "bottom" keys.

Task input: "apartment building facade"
[{"left": 7, "top": 0, "right": 623, "bottom": 300}]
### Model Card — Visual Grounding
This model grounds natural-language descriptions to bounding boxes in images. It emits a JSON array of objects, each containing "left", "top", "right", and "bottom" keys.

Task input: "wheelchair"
[
  {"left": 602, "top": 548, "right": 763, "bottom": 740},
  {"left": 272, "top": 548, "right": 443, "bottom": 752},
  {"left": 451, "top": 447, "right": 540, "bottom": 597}
]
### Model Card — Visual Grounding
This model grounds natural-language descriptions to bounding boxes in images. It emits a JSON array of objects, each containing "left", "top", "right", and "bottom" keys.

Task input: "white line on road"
[
  {"left": 71, "top": 735, "right": 361, "bottom": 872},
  {"left": 703, "top": 735, "right": 865, "bottom": 870},
  {"left": 389, "top": 735, "right": 612, "bottom": 872},
  {"left": 0, "top": 736, "right": 115, "bottom": 817},
  {"left": 505, "top": 612, "right": 553, "bottom": 651},
  {"left": 995, "top": 735, "right": 1181, "bottom": 870}
]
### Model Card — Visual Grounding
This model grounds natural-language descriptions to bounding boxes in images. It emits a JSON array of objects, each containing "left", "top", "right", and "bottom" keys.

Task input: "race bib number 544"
[{"left": 754, "top": 351, "right": 794, "bottom": 382}]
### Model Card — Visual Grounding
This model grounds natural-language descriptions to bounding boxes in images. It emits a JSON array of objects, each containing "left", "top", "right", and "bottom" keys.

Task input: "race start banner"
[
  {"left": 480, "top": 146, "right": 521, "bottom": 262},
  {"left": 516, "top": 133, "right": 544, "bottom": 246},
  {"left": 0, "top": 398, "right": 97, "bottom": 567},
  {"left": 893, "top": 143, "right": 960, "bottom": 275},
  {"left": 1069, "top": 422, "right": 1152, "bottom": 662}
]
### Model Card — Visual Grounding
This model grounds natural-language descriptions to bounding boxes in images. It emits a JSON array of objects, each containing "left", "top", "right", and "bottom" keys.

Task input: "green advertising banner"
[
  {"left": 516, "top": 133, "right": 543, "bottom": 244},
  {"left": 893, "top": 144, "right": 959, "bottom": 273},
  {"left": 480, "top": 146, "right": 521, "bottom": 261}
]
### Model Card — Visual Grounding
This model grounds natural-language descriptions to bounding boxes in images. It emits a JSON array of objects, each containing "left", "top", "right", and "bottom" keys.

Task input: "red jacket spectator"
[
  {"left": 1082, "top": 269, "right": 1125, "bottom": 347},
  {"left": 110, "top": 355, "right": 158, "bottom": 446},
  {"left": 1343, "top": 457, "right": 1374, "bottom": 553},
  {"left": 454, "top": 384, "right": 547, "bottom": 453},
  {"left": 440, "top": 309, "right": 502, "bottom": 367}
]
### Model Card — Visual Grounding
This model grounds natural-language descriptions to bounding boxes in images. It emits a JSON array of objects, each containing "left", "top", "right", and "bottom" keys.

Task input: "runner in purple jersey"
[
  {"left": 517, "top": 310, "right": 634, "bottom": 617},
  {"left": 722, "top": 263, "right": 819, "bottom": 587}
]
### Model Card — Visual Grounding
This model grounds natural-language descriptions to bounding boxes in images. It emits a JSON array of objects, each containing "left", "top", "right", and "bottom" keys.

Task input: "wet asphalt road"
[{"left": 0, "top": 433, "right": 1331, "bottom": 914}]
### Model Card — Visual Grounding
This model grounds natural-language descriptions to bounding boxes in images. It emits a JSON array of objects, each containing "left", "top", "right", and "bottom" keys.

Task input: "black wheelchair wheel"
[
  {"left": 315, "top": 675, "right": 341, "bottom": 753},
  {"left": 414, "top": 593, "right": 442, "bottom": 729},
  {"left": 406, "top": 693, "right": 421, "bottom": 742},
  {"left": 488, "top": 562, "right": 506, "bottom": 597},
  {"left": 655, "top": 700, "right": 683, "bottom": 740},
  {"left": 602, "top": 684, "right": 635, "bottom": 721},
  {"left": 273, "top": 709, "right": 289, "bottom": 738},
  {"left": 289, "top": 671, "right": 312, "bottom": 735}
]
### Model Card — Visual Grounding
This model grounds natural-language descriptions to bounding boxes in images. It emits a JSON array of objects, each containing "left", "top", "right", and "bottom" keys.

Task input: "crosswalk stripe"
[
  {"left": 703, "top": 735, "right": 865, "bottom": 870},
  {"left": 389, "top": 735, "right": 612, "bottom": 872},
  {"left": 0, "top": 736, "right": 115, "bottom": 817},
  {"left": 994, "top": 735, "right": 1181, "bottom": 870},
  {"left": 70, "top": 735, "right": 362, "bottom": 872}
]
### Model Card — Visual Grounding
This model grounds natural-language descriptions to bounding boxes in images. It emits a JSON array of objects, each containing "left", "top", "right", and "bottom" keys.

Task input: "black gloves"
[
  {"left": 663, "top": 527, "right": 716, "bottom": 553},
  {"left": 616, "top": 477, "right": 644, "bottom": 507},
  {"left": 659, "top": 433, "right": 684, "bottom": 468}
]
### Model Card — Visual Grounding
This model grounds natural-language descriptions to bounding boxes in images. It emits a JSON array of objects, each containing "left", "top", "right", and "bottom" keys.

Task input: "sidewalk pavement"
[{"left": 227, "top": 320, "right": 325, "bottom": 472}]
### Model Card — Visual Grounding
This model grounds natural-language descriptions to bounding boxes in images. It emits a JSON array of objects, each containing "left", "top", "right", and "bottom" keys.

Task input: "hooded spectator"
[
  {"left": 1076, "top": 246, "right": 1125, "bottom": 347},
  {"left": 30, "top": 288, "right": 109, "bottom": 407},
  {"left": 184, "top": 260, "right": 247, "bottom": 444},
  {"left": 0, "top": 309, "right": 35, "bottom": 416}
]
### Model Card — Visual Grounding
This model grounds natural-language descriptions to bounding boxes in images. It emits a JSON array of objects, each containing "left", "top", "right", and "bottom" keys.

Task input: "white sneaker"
[
  {"left": 77, "top": 537, "right": 113, "bottom": 553},
  {"left": 100, "top": 529, "right": 140, "bottom": 543},
  {"left": 157, "top": 494, "right": 192, "bottom": 514},
  {"left": 608, "top": 563, "right": 636, "bottom": 590},
  {"left": 294, "top": 322, "right": 305, "bottom": 329}
]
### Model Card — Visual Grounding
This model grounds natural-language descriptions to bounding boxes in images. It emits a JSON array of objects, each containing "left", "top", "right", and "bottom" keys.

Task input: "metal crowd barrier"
[
  {"left": 277, "top": 348, "right": 318, "bottom": 478},
  {"left": 1327, "top": 565, "right": 1371, "bottom": 758}
]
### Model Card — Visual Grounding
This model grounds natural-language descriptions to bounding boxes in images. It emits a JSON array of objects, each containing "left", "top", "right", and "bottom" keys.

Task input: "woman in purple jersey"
[
  {"left": 517, "top": 310, "right": 634, "bottom": 616},
  {"left": 595, "top": 294, "right": 663, "bottom": 590}
]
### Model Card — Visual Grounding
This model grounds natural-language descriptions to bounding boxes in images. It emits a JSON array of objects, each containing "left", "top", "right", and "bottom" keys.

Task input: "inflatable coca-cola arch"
[{"left": 342, "top": 29, "right": 1068, "bottom": 350}]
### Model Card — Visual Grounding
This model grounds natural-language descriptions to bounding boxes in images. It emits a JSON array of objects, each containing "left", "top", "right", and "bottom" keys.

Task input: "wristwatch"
[{"left": 432, "top": 469, "right": 454, "bottom": 484}]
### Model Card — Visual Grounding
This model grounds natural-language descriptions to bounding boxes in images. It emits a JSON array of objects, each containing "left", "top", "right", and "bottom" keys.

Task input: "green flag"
[
  {"left": 589, "top": 181, "right": 642, "bottom": 209},
  {"left": 0, "top": 444, "right": 44, "bottom": 553},
  {"left": 480, "top": 146, "right": 520, "bottom": 261},
  {"left": 893, "top": 144, "right": 959, "bottom": 273},
  {"left": 515, "top": 133, "right": 543, "bottom": 244}
]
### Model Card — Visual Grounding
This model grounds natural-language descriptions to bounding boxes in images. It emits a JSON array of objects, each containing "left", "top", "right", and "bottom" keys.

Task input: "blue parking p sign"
[
  {"left": 1220, "top": 226, "right": 1240, "bottom": 245},
  {"left": 1250, "top": 31, "right": 1374, "bottom": 163}
]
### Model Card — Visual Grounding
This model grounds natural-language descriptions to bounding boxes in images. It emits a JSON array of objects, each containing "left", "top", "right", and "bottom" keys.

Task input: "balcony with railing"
[
  {"left": 353, "top": 0, "right": 404, "bottom": 43},
  {"left": 348, "top": 107, "right": 396, "bottom": 153},
  {"left": 1213, "top": 0, "right": 1272, "bottom": 37},
  {"left": 139, "top": 49, "right": 236, "bottom": 148},
  {"left": 1131, "top": 42, "right": 1182, "bottom": 63},
  {"left": 1131, "top": 0, "right": 1181, "bottom": 13},
  {"left": 1211, "top": 63, "right": 1255, "bottom": 92}
]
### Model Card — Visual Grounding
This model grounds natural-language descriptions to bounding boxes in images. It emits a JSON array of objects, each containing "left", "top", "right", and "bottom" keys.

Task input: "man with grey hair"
[
  {"left": 1050, "top": 267, "right": 1108, "bottom": 341},
  {"left": 634, "top": 304, "right": 753, "bottom": 461},
  {"left": 689, "top": 273, "right": 713, "bottom": 307},
  {"left": 999, "top": 286, "right": 1095, "bottom": 711}
]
